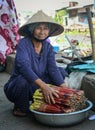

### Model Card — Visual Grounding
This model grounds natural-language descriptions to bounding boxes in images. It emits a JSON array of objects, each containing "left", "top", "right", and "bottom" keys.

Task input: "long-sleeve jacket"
[{"left": 10, "top": 37, "right": 64, "bottom": 86}]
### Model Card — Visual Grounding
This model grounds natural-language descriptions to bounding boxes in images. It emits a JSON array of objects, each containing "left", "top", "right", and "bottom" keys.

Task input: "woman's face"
[{"left": 33, "top": 23, "right": 50, "bottom": 40}]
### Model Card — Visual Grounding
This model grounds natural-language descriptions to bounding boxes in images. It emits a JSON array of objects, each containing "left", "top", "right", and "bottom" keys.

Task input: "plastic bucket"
[{"left": 53, "top": 46, "right": 59, "bottom": 53}]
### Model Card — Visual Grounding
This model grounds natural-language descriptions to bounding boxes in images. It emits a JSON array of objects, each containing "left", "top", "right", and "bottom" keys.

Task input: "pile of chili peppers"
[{"left": 30, "top": 86, "right": 87, "bottom": 113}]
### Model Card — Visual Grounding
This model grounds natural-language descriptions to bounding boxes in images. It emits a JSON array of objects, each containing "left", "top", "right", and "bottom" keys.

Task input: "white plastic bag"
[{"left": 65, "top": 71, "right": 87, "bottom": 90}]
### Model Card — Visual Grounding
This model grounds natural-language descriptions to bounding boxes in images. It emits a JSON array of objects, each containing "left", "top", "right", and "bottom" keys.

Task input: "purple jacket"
[{"left": 11, "top": 37, "right": 64, "bottom": 86}]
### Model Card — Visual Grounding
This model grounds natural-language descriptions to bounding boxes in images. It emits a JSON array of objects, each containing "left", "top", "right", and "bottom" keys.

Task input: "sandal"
[{"left": 13, "top": 107, "right": 27, "bottom": 117}]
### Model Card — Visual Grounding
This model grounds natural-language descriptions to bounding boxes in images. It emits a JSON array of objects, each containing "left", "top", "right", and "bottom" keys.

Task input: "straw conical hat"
[{"left": 18, "top": 10, "right": 64, "bottom": 36}]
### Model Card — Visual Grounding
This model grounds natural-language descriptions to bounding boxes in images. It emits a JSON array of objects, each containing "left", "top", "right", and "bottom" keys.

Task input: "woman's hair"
[{"left": 28, "top": 23, "right": 39, "bottom": 34}]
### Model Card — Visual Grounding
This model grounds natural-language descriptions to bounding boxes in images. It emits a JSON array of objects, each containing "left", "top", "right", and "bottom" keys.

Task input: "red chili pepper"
[{"left": 39, "top": 104, "right": 61, "bottom": 113}]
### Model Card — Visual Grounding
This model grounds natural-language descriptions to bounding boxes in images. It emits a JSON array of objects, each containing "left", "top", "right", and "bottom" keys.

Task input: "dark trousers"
[
  {"left": 4, "top": 75, "right": 38, "bottom": 112},
  {"left": 4, "top": 67, "right": 66, "bottom": 112}
]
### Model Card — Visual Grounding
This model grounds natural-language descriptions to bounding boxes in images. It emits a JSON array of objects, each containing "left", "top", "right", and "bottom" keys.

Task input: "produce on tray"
[
  {"left": 78, "top": 48, "right": 92, "bottom": 57},
  {"left": 30, "top": 85, "right": 87, "bottom": 113},
  {"left": 62, "top": 48, "right": 92, "bottom": 59}
]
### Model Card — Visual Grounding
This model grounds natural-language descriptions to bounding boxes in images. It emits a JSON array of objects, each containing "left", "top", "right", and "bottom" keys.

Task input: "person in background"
[
  {"left": 4, "top": 10, "right": 67, "bottom": 117},
  {"left": 0, "top": 0, "right": 19, "bottom": 72}
]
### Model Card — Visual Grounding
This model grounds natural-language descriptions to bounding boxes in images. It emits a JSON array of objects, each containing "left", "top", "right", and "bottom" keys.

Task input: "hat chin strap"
[{"left": 31, "top": 34, "right": 47, "bottom": 42}]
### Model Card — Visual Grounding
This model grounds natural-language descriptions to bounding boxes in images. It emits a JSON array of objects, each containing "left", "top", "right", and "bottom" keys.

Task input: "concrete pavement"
[{"left": 0, "top": 72, "right": 95, "bottom": 130}]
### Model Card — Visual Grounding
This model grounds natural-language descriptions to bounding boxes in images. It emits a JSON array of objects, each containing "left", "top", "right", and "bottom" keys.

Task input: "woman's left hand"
[
  {"left": 41, "top": 84, "right": 59, "bottom": 104},
  {"left": 59, "top": 83, "right": 68, "bottom": 87}
]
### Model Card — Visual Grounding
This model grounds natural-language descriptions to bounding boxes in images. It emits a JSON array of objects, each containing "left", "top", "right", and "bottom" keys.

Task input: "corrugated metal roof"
[
  {"left": 69, "top": 0, "right": 94, "bottom": 7},
  {"left": 57, "top": 0, "right": 94, "bottom": 11},
  {"left": 67, "top": 5, "right": 83, "bottom": 10}
]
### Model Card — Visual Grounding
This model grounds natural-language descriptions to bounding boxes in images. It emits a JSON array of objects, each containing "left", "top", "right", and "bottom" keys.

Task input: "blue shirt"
[{"left": 11, "top": 37, "right": 64, "bottom": 86}]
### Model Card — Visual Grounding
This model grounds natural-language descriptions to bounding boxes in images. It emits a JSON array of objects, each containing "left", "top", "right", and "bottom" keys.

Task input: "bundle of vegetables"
[{"left": 30, "top": 86, "right": 87, "bottom": 113}]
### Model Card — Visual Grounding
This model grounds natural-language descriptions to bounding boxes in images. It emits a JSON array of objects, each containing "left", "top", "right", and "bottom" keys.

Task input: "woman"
[
  {"left": 0, "top": 0, "right": 19, "bottom": 71},
  {"left": 4, "top": 10, "right": 66, "bottom": 117}
]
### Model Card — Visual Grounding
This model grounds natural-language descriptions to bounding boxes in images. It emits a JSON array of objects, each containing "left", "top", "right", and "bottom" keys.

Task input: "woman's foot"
[{"left": 13, "top": 107, "right": 27, "bottom": 117}]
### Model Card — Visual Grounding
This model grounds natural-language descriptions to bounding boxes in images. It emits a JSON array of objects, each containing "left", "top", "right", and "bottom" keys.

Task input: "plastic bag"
[{"left": 65, "top": 71, "right": 87, "bottom": 90}]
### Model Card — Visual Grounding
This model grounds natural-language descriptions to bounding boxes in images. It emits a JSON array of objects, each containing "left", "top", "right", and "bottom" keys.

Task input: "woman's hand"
[
  {"left": 34, "top": 78, "right": 59, "bottom": 104},
  {"left": 41, "top": 84, "right": 59, "bottom": 104},
  {"left": 59, "top": 83, "right": 68, "bottom": 88}
]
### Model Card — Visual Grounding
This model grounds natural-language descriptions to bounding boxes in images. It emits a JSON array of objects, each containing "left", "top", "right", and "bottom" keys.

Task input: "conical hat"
[{"left": 18, "top": 10, "right": 64, "bottom": 36}]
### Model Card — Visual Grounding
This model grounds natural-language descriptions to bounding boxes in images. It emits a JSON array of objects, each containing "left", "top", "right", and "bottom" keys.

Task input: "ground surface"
[{"left": 0, "top": 72, "right": 95, "bottom": 130}]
